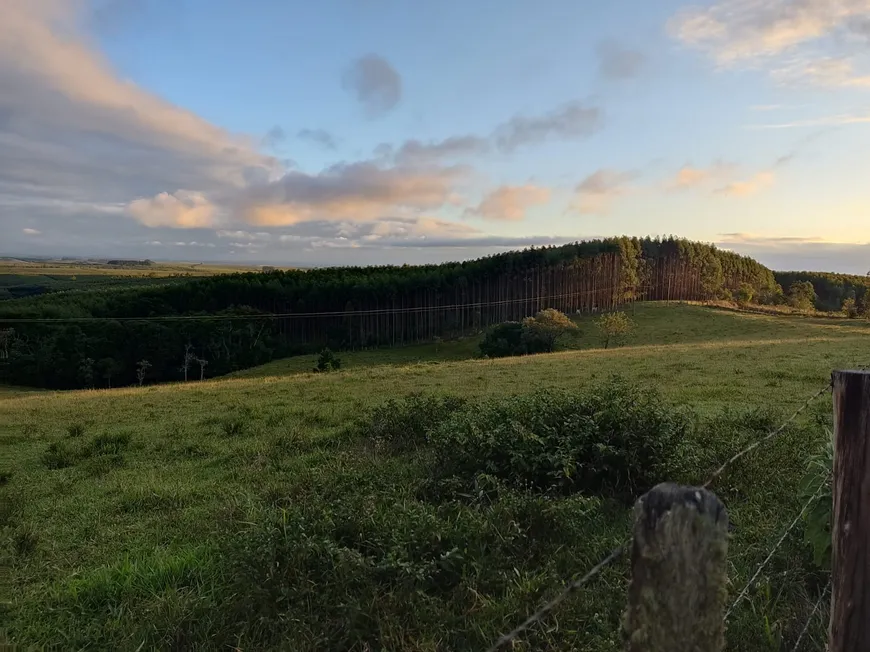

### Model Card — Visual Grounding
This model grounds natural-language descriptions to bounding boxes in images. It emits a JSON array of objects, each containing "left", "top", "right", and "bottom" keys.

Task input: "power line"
[{"left": 0, "top": 286, "right": 621, "bottom": 324}]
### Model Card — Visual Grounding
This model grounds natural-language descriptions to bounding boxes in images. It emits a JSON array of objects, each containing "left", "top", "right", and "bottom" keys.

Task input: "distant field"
[
  {"left": 0, "top": 259, "right": 277, "bottom": 300},
  {"left": 2, "top": 304, "right": 869, "bottom": 650}
]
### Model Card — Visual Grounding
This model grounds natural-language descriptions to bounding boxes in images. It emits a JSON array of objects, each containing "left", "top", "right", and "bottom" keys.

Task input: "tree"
[
  {"left": 842, "top": 297, "right": 859, "bottom": 318},
  {"left": 180, "top": 343, "right": 195, "bottom": 382},
  {"left": 78, "top": 357, "right": 94, "bottom": 388},
  {"left": 595, "top": 311, "right": 635, "bottom": 349},
  {"left": 97, "top": 357, "right": 120, "bottom": 388},
  {"left": 788, "top": 281, "right": 817, "bottom": 311},
  {"left": 736, "top": 282, "right": 755, "bottom": 305},
  {"left": 136, "top": 359, "right": 151, "bottom": 386},
  {"left": 521, "top": 308, "right": 577, "bottom": 353},
  {"left": 195, "top": 357, "right": 208, "bottom": 380},
  {"left": 0, "top": 328, "right": 12, "bottom": 360}
]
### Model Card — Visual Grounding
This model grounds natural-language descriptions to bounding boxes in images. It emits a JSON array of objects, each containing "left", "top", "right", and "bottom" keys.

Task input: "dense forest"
[
  {"left": 774, "top": 271, "right": 870, "bottom": 312},
  {"left": 0, "top": 237, "right": 778, "bottom": 389}
]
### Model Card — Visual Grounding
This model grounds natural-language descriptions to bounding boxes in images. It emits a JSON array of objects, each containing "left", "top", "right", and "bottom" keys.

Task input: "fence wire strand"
[
  {"left": 725, "top": 476, "right": 830, "bottom": 620},
  {"left": 791, "top": 578, "right": 831, "bottom": 652},
  {"left": 702, "top": 382, "right": 833, "bottom": 489},
  {"left": 484, "top": 370, "right": 851, "bottom": 651},
  {"left": 484, "top": 543, "right": 628, "bottom": 652}
]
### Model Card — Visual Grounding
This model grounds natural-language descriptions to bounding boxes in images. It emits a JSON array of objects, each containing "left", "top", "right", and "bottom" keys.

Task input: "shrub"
[
  {"left": 429, "top": 377, "right": 691, "bottom": 498},
  {"left": 314, "top": 348, "right": 341, "bottom": 373},
  {"left": 521, "top": 309, "right": 577, "bottom": 353},
  {"left": 594, "top": 311, "right": 635, "bottom": 349},
  {"left": 220, "top": 418, "right": 247, "bottom": 437},
  {"left": 479, "top": 321, "right": 525, "bottom": 358},
  {"left": 359, "top": 393, "right": 467, "bottom": 452}
]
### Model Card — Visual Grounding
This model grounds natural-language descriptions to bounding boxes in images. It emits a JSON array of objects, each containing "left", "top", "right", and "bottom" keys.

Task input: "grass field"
[
  {"left": 0, "top": 259, "right": 274, "bottom": 301},
  {"left": 2, "top": 304, "right": 869, "bottom": 650}
]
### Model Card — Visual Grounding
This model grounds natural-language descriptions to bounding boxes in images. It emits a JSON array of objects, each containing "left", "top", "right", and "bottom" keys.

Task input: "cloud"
[
  {"left": 466, "top": 185, "right": 551, "bottom": 221},
  {"left": 714, "top": 171, "right": 776, "bottom": 196},
  {"left": 216, "top": 230, "right": 272, "bottom": 241},
  {"left": 669, "top": 0, "right": 870, "bottom": 86},
  {"left": 235, "top": 162, "right": 466, "bottom": 226},
  {"left": 22, "top": 227, "right": 40, "bottom": 235},
  {"left": 772, "top": 56, "right": 870, "bottom": 87},
  {"left": 596, "top": 40, "right": 646, "bottom": 79},
  {"left": 390, "top": 136, "right": 490, "bottom": 165},
  {"left": 571, "top": 168, "right": 635, "bottom": 214},
  {"left": 0, "top": 0, "right": 280, "bottom": 226},
  {"left": 127, "top": 190, "right": 217, "bottom": 228},
  {"left": 262, "top": 126, "right": 287, "bottom": 148},
  {"left": 717, "top": 234, "right": 870, "bottom": 274},
  {"left": 494, "top": 102, "right": 602, "bottom": 152},
  {"left": 667, "top": 161, "right": 737, "bottom": 190},
  {"left": 747, "top": 113, "right": 870, "bottom": 128},
  {"left": 382, "top": 102, "right": 604, "bottom": 165},
  {"left": 297, "top": 128, "right": 338, "bottom": 150},
  {"left": 718, "top": 233, "right": 826, "bottom": 245},
  {"left": 342, "top": 54, "right": 402, "bottom": 117}
]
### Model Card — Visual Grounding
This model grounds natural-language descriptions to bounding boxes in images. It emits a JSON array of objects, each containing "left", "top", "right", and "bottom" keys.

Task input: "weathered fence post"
[
  {"left": 829, "top": 370, "right": 870, "bottom": 652},
  {"left": 623, "top": 482, "right": 729, "bottom": 652}
]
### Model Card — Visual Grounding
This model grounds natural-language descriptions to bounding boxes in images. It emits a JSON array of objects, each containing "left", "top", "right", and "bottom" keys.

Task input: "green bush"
[
  {"left": 86, "top": 432, "right": 131, "bottom": 457},
  {"left": 478, "top": 321, "right": 526, "bottom": 358},
  {"left": 314, "top": 348, "right": 341, "bottom": 373},
  {"left": 359, "top": 393, "right": 466, "bottom": 452},
  {"left": 430, "top": 377, "right": 691, "bottom": 497}
]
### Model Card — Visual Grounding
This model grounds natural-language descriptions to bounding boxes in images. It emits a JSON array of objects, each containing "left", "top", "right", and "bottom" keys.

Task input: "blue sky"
[{"left": 1, "top": 0, "right": 868, "bottom": 272}]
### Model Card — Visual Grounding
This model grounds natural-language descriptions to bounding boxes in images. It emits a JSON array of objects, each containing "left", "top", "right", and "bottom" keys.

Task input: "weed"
[
  {"left": 358, "top": 393, "right": 467, "bottom": 453},
  {"left": 66, "top": 422, "right": 85, "bottom": 438},
  {"left": 12, "top": 524, "right": 39, "bottom": 557},
  {"left": 85, "top": 432, "right": 131, "bottom": 457},
  {"left": 220, "top": 418, "right": 247, "bottom": 437},
  {"left": 41, "top": 441, "right": 77, "bottom": 470}
]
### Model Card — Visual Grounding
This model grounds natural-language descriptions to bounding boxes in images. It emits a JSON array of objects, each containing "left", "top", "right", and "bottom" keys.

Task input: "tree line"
[
  {"left": 773, "top": 271, "right": 870, "bottom": 313},
  {"left": 0, "top": 237, "right": 779, "bottom": 389}
]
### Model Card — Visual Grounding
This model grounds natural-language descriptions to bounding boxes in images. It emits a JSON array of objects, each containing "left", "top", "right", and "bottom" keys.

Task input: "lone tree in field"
[
  {"left": 788, "top": 281, "right": 817, "bottom": 311},
  {"left": 521, "top": 308, "right": 577, "bottom": 353},
  {"left": 136, "top": 359, "right": 151, "bottom": 386},
  {"left": 595, "top": 311, "right": 635, "bottom": 349}
]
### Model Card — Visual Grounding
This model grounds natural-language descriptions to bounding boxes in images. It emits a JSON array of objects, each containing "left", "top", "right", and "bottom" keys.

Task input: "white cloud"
[
  {"left": 669, "top": 0, "right": 870, "bottom": 87},
  {"left": 714, "top": 171, "right": 776, "bottom": 196},
  {"left": 22, "top": 227, "right": 41, "bottom": 235},
  {"left": 127, "top": 190, "right": 217, "bottom": 228}
]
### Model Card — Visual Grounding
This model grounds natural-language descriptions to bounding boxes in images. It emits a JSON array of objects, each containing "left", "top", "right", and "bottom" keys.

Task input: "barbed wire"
[
  {"left": 484, "top": 371, "right": 848, "bottom": 651},
  {"left": 791, "top": 578, "right": 831, "bottom": 652},
  {"left": 484, "top": 542, "right": 628, "bottom": 652},
  {"left": 702, "top": 382, "right": 833, "bottom": 489},
  {"left": 725, "top": 476, "right": 830, "bottom": 620}
]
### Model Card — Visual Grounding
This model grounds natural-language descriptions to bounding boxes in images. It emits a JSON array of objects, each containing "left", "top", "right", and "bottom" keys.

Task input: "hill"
[
  {"left": 0, "top": 237, "right": 777, "bottom": 389},
  {"left": 3, "top": 304, "right": 869, "bottom": 650}
]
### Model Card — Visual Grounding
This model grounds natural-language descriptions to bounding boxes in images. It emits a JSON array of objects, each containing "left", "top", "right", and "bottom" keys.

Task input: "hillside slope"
[{"left": 2, "top": 305, "right": 869, "bottom": 650}]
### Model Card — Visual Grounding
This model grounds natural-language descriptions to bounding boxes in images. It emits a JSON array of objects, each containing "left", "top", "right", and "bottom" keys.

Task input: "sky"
[{"left": 1, "top": 0, "right": 868, "bottom": 273}]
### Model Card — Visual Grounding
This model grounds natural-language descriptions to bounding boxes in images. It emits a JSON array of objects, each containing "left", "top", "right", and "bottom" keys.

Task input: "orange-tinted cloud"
[{"left": 467, "top": 185, "right": 551, "bottom": 221}]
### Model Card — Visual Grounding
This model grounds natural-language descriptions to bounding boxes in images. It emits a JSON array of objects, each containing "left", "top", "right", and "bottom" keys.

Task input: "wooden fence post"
[
  {"left": 623, "top": 482, "right": 729, "bottom": 652},
  {"left": 830, "top": 370, "right": 870, "bottom": 652}
]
